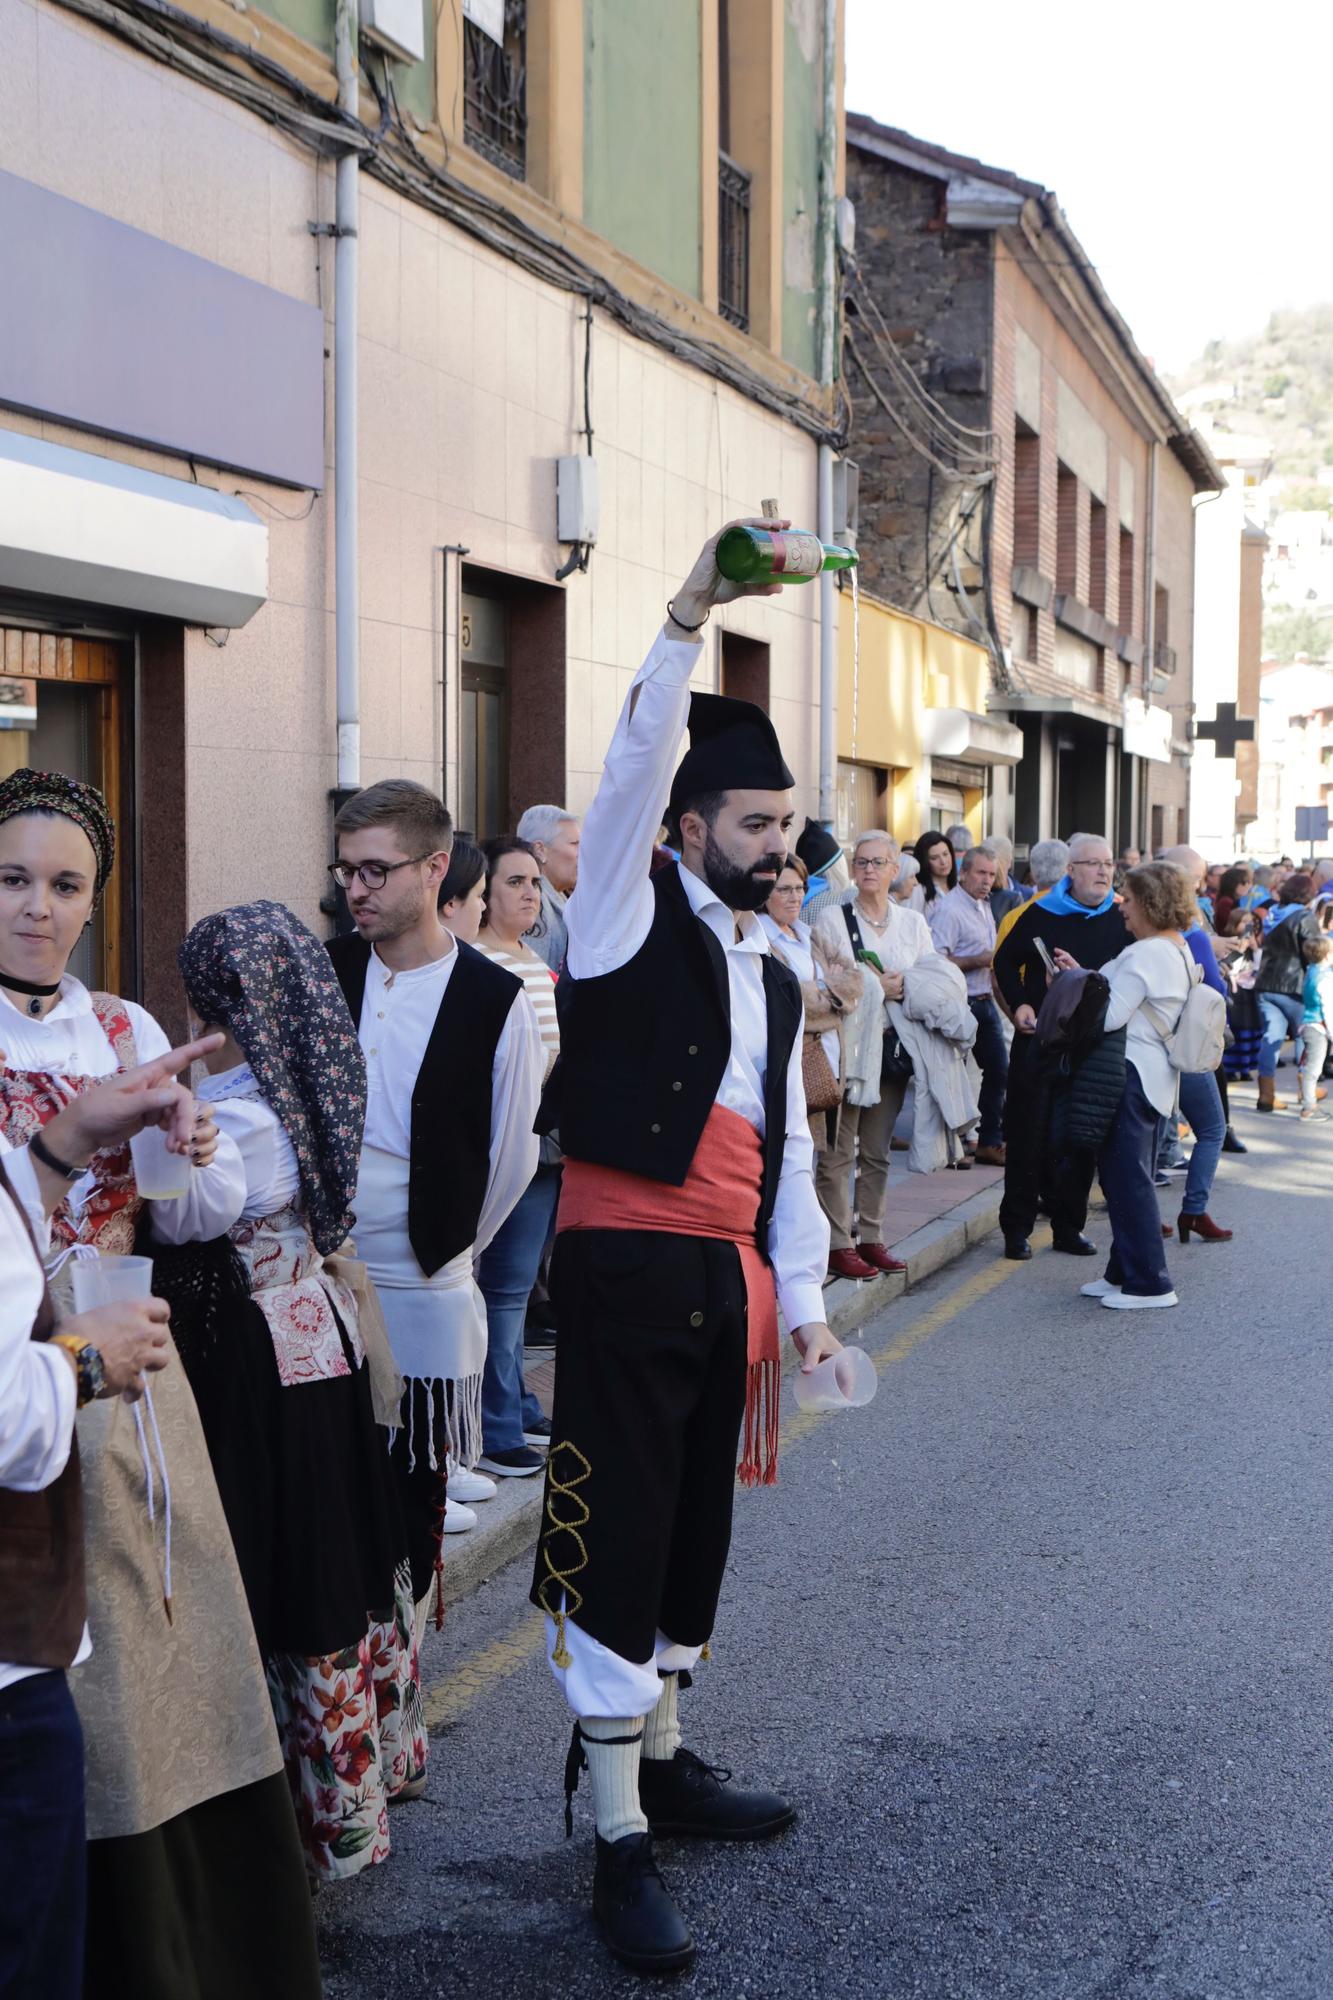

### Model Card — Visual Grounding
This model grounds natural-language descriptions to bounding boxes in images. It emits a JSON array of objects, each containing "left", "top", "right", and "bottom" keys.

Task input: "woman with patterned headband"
[{"left": 0, "top": 768, "right": 320, "bottom": 1999}]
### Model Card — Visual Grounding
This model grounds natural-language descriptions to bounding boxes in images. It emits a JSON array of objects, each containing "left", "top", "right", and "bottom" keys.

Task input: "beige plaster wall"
[{"left": 1, "top": 0, "right": 824, "bottom": 944}]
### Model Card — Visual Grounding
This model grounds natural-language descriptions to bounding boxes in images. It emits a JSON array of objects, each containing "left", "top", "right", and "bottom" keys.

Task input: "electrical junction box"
[
  {"left": 362, "top": 0, "right": 425, "bottom": 67},
  {"left": 556, "top": 456, "right": 600, "bottom": 545}
]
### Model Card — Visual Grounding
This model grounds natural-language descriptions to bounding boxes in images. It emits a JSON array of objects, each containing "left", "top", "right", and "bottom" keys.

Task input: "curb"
[{"left": 440, "top": 1178, "right": 1003, "bottom": 1611}]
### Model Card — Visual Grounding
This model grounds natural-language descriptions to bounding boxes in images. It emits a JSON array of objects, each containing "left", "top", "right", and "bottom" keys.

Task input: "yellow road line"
[
  {"left": 423, "top": 1611, "right": 547, "bottom": 1730},
  {"left": 422, "top": 1233, "right": 1040, "bottom": 1733}
]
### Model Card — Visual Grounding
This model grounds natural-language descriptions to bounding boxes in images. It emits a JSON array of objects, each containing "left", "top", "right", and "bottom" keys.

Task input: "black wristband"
[
  {"left": 666, "top": 598, "right": 709, "bottom": 634},
  {"left": 30, "top": 1128, "right": 87, "bottom": 1182}
]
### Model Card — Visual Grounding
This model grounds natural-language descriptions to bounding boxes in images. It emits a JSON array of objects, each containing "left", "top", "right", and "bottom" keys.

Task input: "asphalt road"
[{"left": 318, "top": 1105, "right": 1332, "bottom": 2000}]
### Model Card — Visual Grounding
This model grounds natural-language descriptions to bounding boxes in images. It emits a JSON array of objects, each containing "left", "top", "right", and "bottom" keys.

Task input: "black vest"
[
  {"left": 328, "top": 934, "right": 522, "bottom": 1278},
  {"left": 538, "top": 866, "right": 802, "bottom": 1249}
]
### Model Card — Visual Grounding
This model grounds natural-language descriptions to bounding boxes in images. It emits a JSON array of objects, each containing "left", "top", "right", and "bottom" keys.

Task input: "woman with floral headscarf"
[
  {"left": 165, "top": 899, "right": 426, "bottom": 1879},
  {"left": 0, "top": 770, "right": 320, "bottom": 1999}
]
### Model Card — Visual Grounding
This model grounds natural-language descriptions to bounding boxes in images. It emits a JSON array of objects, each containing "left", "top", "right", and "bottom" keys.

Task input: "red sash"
[{"left": 557, "top": 1104, "right": 781, "bottom": 1486}]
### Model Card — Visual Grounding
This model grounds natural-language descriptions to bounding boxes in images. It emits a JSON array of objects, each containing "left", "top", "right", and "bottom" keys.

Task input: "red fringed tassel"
[{"left": 737, "top": 1358, "right": 781, "bottom": 1488}]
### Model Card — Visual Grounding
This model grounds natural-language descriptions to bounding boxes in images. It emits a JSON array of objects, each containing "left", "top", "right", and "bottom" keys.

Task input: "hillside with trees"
[{"left": 1168, "top": 306, "right": 1333, "bottom": 660}]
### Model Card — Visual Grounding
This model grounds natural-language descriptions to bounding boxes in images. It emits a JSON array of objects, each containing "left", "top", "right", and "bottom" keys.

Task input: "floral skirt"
[{"left": 267, "top": 1557, "right": 427, "bottom": 1881}]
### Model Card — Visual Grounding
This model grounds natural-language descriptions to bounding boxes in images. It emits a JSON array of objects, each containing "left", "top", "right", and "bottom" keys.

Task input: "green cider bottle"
[{"left": 715, "top": 524, "right": 858, "bottom": 586}]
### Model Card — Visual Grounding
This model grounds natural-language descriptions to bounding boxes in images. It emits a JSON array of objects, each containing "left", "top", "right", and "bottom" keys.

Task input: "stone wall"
[{"left": 844, "top": 146, "right": 993, "bottom": 628}]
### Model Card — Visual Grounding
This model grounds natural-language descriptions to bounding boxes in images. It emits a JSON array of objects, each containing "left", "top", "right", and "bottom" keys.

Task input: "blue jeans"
[
  {"left": 0, "top": 1669, "right": 85, "bottom": 1999},
  {"left": 1257, "top": 992, "right": 1305, "bottom": 1077},
  {"left": 1097, "top": 1066, "right": 1172, "bottom": 1296},
  {"left": 968, "top": 995, "right": 1009, "bottom": 1149},
  {"left": 1177, "top": 1069, "right": 1225, "bottom": 1217},
  {"left": 478, "top": 1165, "right": 561, "bottom": 1453}
]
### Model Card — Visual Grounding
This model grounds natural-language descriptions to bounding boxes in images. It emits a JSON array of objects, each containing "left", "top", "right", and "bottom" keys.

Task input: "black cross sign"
[{"left": 1194, "top": 702, "right": 1255, "bottom": 757}]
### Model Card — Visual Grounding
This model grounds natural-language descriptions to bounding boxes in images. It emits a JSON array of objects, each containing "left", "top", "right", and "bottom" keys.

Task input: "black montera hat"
[
  {"left": 668, "top": 693, "right": 796, "bottom": 819},
  {"left": 795, "top": 817, "right": 841, "bottom": 876}
]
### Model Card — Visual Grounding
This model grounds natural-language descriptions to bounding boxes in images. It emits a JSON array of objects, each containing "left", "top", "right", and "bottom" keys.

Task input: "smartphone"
[
  {"left": 861, "top": 949, "right": 884, "bottom": 973},
  {"left": 1032, "top": 936, "right": 1059, "bottom": 978}
]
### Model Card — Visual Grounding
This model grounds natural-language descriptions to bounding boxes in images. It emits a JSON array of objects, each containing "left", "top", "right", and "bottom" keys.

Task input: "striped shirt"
[{"left": 475, "top": 937, "right": 560, "bottom": 1082}]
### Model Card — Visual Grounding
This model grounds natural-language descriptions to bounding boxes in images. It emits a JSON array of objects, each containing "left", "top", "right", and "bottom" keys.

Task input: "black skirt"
[
  {"left": 148, "top": 1235, "right": 409, "bottom": 1659},
  {"left": 84, "top": 1770, "right": 321, "bottom": 2000}
]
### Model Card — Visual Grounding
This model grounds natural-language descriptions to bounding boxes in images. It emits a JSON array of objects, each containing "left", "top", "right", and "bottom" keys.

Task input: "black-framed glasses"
[{"left": 327, "top": 853, "right": 436, "bottom": 892}]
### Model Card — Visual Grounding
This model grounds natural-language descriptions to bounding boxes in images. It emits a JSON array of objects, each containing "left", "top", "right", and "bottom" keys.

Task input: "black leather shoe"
[
  {"left": 1221, "top": 1127, "right": 1248, "bottom": 1154},
  {"left": 639, "top": 1748, "right": 796, "bottom": 1842},
  {"left": 592, "top": 1833, "right": 694, "bottom": 1974},
  {"left": 1002, "top": 1237, "right": 1032, "bottom": 1261},
  {"left": 1051, "top": 1232, "right": 1097, "bottom": 1256}
]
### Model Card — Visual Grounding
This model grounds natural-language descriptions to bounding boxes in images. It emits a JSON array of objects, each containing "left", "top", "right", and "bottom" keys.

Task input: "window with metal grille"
[
  {"left": 718, "top": 154, "right": 751, "bottom": 331},
  {"left": 463, "top": 0, "right": 527, "bottom": 181}
]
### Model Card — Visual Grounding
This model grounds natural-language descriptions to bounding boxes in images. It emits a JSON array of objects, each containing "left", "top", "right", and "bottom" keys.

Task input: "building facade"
[
  {"left": 0, "top": 0, "right": 845, "bottom": 1025},
  {"left": 1188, "top": 426, "right": 1270, "bottom": 856},
  {"left": 842, "top": 117, "right": 1222, "bottom": 858}
]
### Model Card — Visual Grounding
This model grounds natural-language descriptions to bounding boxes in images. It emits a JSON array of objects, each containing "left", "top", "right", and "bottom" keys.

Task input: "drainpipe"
[
  {"left": 334, "top": 0, "right": 360, "bottom": 790},
  {"left": 1141, "top": 440, "right": 1158, "bottom": 849},
  {"left": 815, "top": 0, "right": 838, "bottom": 828}
]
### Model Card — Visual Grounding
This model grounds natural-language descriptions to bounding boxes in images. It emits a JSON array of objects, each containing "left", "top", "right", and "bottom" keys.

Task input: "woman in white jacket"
[{"left": 1055, "top": 861, "right": 1194, "bottom": 1311}]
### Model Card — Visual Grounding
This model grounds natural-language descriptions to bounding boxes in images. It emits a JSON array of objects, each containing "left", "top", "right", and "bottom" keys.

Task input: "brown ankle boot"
[{"left": 1256, "top": 1076, "right": 1277, "bottom": 1112}]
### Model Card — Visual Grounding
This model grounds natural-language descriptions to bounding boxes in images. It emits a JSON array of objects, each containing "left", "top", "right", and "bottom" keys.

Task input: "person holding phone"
[{"left": 991, "top": 834, "right": 1130, "bottom": 1260}]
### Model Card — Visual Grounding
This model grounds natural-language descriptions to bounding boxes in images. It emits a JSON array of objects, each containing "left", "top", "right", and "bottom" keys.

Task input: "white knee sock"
[
  {"left": 580, "top": 1716, "right": 648, "bottom": 1842},
  {"left": 641, "top": 1673, "right": 681, "bottom": 1763}
]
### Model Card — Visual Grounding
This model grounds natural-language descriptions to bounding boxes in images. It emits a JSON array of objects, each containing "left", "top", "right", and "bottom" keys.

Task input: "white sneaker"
[
  {"left": 443, "top": 1498, "right": 478, "bottom": 1533},
  {"left": 1080, "top": 1278, "right": 1121, "bottom": 1298},
  {"left": 1100, "top": 1289, "right": 1178, "bottom": 1311},
  {"left": 447, "top": 1466, "right": 497, "bottom": 1503}
]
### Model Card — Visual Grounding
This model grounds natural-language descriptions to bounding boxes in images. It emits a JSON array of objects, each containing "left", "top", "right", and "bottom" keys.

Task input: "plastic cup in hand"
[
  {"left": 71, "top": 1254, "right": 155, "bottom": 1311},
  {"left": 129, "top": 1122, "right": 191, "bottom": 1201},
  {"left": 792, "top": 1345, "right": 878, "bottom": 1413}
]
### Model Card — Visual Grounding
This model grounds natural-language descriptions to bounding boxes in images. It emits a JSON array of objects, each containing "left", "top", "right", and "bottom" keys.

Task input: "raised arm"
[{"left": 564, "top": 520, "right": 790, "bottom": 981}]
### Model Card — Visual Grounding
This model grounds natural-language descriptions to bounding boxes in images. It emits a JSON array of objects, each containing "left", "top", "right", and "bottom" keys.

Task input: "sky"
[{"left": 844, "top": 0, "right": 1333, "bottom": 377}]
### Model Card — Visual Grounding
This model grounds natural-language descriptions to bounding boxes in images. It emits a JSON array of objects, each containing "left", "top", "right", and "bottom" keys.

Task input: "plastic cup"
[
  {"left": 792, "top": 1345, "right": 878, "bottom": 1413},
  {"left": 70, "top": 1254, "right": 155, "bottom": 1311},
  {"left": 128, "top": 1122, "right": 191, "bottom": 1201}
]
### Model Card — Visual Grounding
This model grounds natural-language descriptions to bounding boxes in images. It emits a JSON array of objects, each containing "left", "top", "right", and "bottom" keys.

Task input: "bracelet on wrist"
[
  {"left": 30, "top": 1128, "right": 88, "bottom": 1182},
  {"left": 666, "top": 598, "right": 709, "bottom": 635}
]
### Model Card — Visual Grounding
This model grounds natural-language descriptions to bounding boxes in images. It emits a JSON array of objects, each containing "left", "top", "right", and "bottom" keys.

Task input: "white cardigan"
[{"left": 1103, "top": 936, "right": 1192, "bottom": 1117}]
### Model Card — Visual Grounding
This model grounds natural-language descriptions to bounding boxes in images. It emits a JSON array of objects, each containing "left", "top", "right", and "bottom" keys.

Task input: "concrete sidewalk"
[{"left": 437, "top": 1155, "right": 1004, "bottom": 1612}]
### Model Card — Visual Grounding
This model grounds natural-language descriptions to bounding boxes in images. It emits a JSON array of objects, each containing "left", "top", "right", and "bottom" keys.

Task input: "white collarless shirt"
[
  {"left": 563, "top": 629, "right": 830, "bottom": 1332},
  {"left": 353, "top": 937, "right": 544, "bottom": 1262}
]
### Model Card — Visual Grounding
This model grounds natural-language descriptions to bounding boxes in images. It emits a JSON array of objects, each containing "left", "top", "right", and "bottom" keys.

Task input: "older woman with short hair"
[
  {"left": 1055, "top": 860, "right": 1197, "bottom": 1311},
  {"left": 760, "top": 856, "right": 862, "bottom": 1153},
  {"left": 813, "top": 830, "right": 936, "bottom": 1280}
]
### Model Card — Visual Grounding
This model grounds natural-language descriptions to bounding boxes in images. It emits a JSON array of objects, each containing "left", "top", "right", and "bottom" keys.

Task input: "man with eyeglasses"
[
  {"left": 992, "top": 832, "right": 1129, "bottom": 1261},
  {"left": 326, "top": 779, "right": 545, "bottom": 1629}
]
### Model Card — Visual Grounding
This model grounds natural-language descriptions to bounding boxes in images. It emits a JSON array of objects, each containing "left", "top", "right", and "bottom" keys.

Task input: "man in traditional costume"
[
  {"left": 530, "top": 523, "right": 839, "bottom": 1974},
  {"left": 328, "top": 779, "right": 544, "bottom": 1625}
]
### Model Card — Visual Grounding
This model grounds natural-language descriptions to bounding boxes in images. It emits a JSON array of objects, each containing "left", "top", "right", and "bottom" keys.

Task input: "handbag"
[{"left": 801, "top": 1032, "right": 841, "bottom": 1112}]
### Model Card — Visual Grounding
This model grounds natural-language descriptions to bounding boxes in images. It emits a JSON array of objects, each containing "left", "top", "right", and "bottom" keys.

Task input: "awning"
[
  {"left": 922, "top": 707, "right": 1024, "bottom": 767},
  {"left": 0, "top": 431, "right": 267, "bottom": 628}
]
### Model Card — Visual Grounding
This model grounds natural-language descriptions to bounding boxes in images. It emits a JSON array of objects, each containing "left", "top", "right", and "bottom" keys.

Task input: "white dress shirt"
[
  {"left": 353, "top": 935, "right": 543, "bottom": 1260},
  {"left": 0, "top": 1138, "right": 89, "bottom": 1691},
  {"left": 565, "top": 629, "right": 830, "bottom": 1333}
]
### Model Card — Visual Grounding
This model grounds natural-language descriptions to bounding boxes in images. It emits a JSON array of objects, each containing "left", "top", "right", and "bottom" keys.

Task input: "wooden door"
[{"left": 0, "top": 629, "right": 130, "bottom": 994}]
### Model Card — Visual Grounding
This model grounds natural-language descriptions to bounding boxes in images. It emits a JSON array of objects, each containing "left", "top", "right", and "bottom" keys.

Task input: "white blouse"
[
  {"left": 813, "top": 898, "right": 936, "bottom": 980},
  {"left": 1103, "top": 936, "right": 1192, "bottom": 1117},
  {"left": 0, "top": 980, "right": 244, "bottom": 1246},
  {"left": 760, "top": 914, "right": 839, "bottom": 1073}
]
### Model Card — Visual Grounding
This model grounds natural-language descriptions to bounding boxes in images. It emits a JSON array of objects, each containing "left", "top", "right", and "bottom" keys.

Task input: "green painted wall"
[
  {"left": 244, "top": 0, "right": 435, "bottom": 127},
  {"left": 583, "top": 0, "right": 702, "bottom": 300},
  {"left": 781, "top": 1, "right": 822, "bottom": 378}
]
